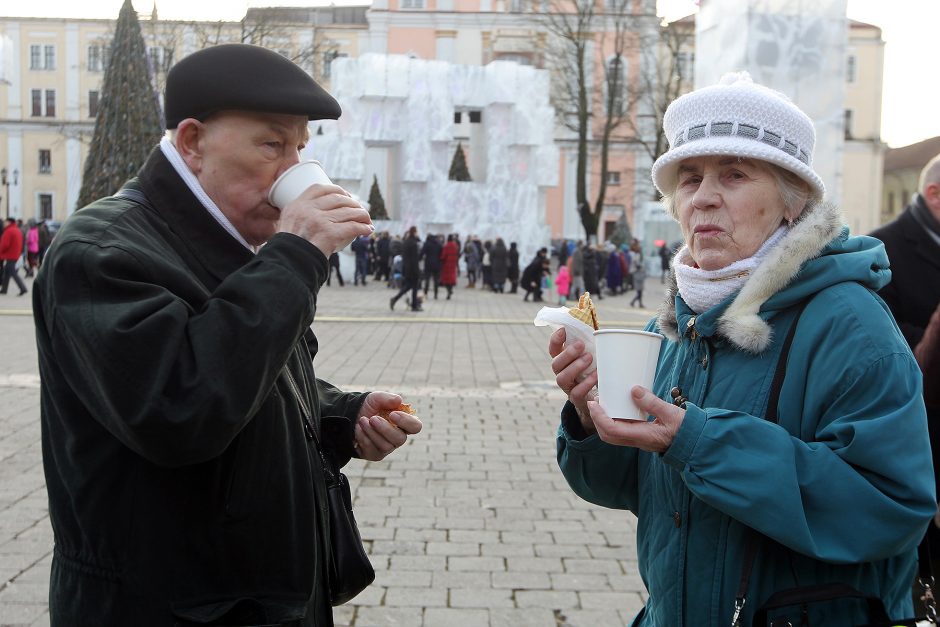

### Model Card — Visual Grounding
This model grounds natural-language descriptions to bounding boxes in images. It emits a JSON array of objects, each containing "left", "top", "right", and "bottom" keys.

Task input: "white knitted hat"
[{"left": 651, "top": 72, "right": 825, "bottom": 201}]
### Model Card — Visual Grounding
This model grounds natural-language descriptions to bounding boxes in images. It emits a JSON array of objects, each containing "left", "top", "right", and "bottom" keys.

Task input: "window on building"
[
  {"left": 607, "top": 56, "right": 626, "bottom": 116},
  {"left": 88, "top": 44, "right": 110, "bottom": 72},
  {"left": 494, "top": 53, "right": 532, "bottom": 65},
  {"left": 31, "top": 89, "right": 42, "bottom": 117},
  {"left": 509, "top": 0, "right": 525, "bottom": 11},
  {"left": 468, "top": 110, "right": 482, "bottom": 123},
  {"left": 678, "top": 51, "right": 695, "bottom": 82},
  {"left": 454, "top": 111, "right": 462, "bottom": 123},
  {"left": 45, "top": 90, "right": 56, "bottom": 117},
  {"left": 44, "top": 45, "right": 55, "bottom": 70},
  {"left": 148, "top": 46, "right": 173, "bottom": 74},
  {"left": 89, "top": 91, "right": 99, "bottom": 118},
  {"left": 846, "top": 54, "right": 857, "bottom": 83},
  {"left": 400, "top": 0, "right": 425, "bottom": 8},
  {"left": 844, "top": 109, "right": 853, "bottom": 140},
  {"left": 39, "top": 149, "right": 51, "bottom": 174},
  {"left": 606, "top": 171, "right": 621, "bottom": 185},
  {"left": 88, "top": 45, "right": 101, "bottom": 71},
  {"left": 39, "top": 194, "right": 53, "bottom": 221},
  {"left": 30, "top": 44, "right": 41, "bottom": 69}
]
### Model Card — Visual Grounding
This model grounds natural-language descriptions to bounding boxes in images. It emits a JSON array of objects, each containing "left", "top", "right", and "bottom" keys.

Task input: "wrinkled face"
[
  {"left": 675, "top": 156, "right": 792, "bottom": 271},
  {"left": 190, "top": 111, "right": 309, "bottom": 246}
]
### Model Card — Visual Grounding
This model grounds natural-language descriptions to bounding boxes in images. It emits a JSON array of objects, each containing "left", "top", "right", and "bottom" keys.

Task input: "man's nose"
[{"left": 278, "top": 151, "right": 302, "bottom": 177}]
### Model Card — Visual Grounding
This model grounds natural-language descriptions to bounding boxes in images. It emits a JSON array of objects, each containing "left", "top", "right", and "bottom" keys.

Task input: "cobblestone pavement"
[{"left": 0, "top": 267, "right": 669, "bottom": 626}]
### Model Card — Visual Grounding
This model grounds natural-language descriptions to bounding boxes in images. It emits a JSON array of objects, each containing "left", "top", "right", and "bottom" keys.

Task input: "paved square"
[{"left": 0, "top": 269, "right": 667, "bottom": 626}]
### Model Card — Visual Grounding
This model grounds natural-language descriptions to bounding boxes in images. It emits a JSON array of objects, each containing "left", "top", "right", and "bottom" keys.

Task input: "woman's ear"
[{"left": 173, "top": 118, "right": 206, "bottom": 174}]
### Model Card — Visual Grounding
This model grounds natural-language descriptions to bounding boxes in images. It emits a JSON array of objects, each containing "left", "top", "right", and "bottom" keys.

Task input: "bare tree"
[{"left": 540, "top": 2, "right": 694, "bottom": 238}]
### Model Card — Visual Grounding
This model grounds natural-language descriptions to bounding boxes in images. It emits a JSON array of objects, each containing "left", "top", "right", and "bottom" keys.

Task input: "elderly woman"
[{"left": 548, "top": 73, "right": 935, "bottom": 626}]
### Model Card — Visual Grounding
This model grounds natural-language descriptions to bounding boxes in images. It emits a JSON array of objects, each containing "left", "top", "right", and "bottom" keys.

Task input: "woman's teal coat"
[{"left": 557, "top": 204, "right": 936, "bottom": 626}]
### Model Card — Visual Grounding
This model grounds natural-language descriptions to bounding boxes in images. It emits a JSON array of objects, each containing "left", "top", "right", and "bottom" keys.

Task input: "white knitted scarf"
[{"left": 673, "top": 225, "right": 788, "bottom": 314}]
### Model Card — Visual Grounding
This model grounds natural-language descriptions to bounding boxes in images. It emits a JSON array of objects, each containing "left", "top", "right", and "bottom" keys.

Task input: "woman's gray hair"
[{"left": 660, "top": 159, "right": 817, "bottom": 221}]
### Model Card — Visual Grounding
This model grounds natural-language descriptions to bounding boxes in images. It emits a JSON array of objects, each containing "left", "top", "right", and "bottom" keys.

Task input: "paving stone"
[{"left": 0, "top": 282, "right": 668, "bottom": 624}]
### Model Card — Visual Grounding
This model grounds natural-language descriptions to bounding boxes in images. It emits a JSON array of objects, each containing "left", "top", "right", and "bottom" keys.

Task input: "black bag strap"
[
  {"left": 732, "top": 300, "right": 808, "bottom": 626},
  {"left": 113, "top": 186, "right": 155, "bottom": 212}
]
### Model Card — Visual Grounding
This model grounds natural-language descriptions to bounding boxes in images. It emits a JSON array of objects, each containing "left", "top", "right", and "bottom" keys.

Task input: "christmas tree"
[
  {"left": 77, "top": 0, "right": 163, "bottom": 208},
  {"left": 368, "top": 174, "right": 388, "bottom": 219},
  {"left": 448, "top": 142, "right": 472, "bottom": 182}
]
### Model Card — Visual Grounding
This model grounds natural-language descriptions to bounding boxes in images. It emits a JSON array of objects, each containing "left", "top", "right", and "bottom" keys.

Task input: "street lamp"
[{"left": 1, "top": 168, "right": 18, "bottom": 220}]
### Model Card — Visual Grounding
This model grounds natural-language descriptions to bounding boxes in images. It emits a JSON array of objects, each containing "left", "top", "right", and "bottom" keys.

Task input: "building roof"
[{"left": 884, "top": 136, "right": 940, "bottom": 172}]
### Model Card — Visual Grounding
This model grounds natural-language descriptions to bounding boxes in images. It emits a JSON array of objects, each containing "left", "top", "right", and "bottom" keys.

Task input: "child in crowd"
[{"left": 555, "top": 264, "right": 571, "bottom": 305}]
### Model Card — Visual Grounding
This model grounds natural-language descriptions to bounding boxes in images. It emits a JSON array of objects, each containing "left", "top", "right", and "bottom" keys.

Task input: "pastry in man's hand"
[{"left": 379, "top": 403, "right": 417, "bottom": 424}]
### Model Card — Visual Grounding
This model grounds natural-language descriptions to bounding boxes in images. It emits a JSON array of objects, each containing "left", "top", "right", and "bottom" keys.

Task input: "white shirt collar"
[{"left": 159, "top": 137, "right": 256, "bottom": 253}]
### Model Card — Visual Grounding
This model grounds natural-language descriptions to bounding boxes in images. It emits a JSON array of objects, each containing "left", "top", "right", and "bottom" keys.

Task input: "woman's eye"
[
  {"left": 679, "top": 175, "right": 701, "bottom": 187},
  {"left": 264, "top": 141, "right": 282, "bottom": 150},
  {"left": 727, "top": 170, "right": 746, "bottom": 180}
]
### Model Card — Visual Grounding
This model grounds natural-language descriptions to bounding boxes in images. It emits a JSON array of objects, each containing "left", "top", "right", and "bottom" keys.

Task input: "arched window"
[{"left": 606, "top": 55, "right": 627, "bottom": 117}]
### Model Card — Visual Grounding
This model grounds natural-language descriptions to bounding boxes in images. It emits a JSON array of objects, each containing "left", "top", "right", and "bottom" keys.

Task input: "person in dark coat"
[
  {"left": 326, "top": 251, "right": 344, "bottom": 286},
  {"left": 581, "top": 244, "right": 602, "bottom": 300},
  {"left": 870, "top": 154, "right": 940, "bottom": 573},
  {"left": 420, "top": 232, "right": 443, "bottom": 299},
  {"left": 351, "top": 234, "right": 370, "bottom": 286},
  {"left": 374, "top": 231, "right": 390, "bottom": 282},
  {"left": 521, "top": 248, "right": 548, "bottom": 302},
  {"left": 507, "top": 242, "right": 520, "bottom": 293},
  {"left": 390, "top": 226, "right": 422, "bottom": 311},
  {"left": 32, "top": 44, "right": 422, "bottom": 627},
  {"left": 490, "top": 238, "right": 508, "bottom": 293},
  {"left": 439, "top": 234, "right": 460, "bottom": 299},
  {"left": 605, "top": 246, "right": 623, "bottom": 295}
]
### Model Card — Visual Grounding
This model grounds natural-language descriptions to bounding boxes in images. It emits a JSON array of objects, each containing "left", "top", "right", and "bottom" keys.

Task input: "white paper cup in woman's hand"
[
  {"left": 594, "top": 329, "right": 664, "bottom": 420},
  {"left": 268, "top": 160, "right": 334, "bottom": 209}
]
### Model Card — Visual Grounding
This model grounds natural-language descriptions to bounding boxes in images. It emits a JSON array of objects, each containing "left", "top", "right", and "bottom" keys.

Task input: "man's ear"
[
  {"left": 173, "top": 118, "right": 206, "bottom": 174},
  {"left": 925, "top": 182, "right": 940, "bottom": 212}
]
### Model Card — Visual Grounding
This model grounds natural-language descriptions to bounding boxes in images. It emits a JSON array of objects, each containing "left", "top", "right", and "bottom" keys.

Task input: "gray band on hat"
[{"left": 673, "top": 122, "right": 810, "bottom": 165}]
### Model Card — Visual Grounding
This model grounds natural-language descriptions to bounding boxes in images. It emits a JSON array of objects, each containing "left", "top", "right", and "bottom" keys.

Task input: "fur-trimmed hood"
[{"left": 656, "top": 201, "right": 888, "bottom": 353}]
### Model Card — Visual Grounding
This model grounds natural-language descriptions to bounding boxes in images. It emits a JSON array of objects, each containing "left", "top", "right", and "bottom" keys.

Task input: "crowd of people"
[
  {"left": 0, "top": 217, "right": 56, "bottom": 295},
  {"left": 327, "top": 228, "right": 668, "bottom": 311}
]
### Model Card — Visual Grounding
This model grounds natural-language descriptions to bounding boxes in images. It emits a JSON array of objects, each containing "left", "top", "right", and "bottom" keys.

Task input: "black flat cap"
[{"left": 164, "top": 43, "right": 341, "bottom": 129}]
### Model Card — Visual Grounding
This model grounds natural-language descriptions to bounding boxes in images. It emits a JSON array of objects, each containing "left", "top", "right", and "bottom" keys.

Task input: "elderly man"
[
  {"left": 33, "top": 44, "right": 421, "bottom": 626},
  {"left": 871, "top": 153, "right": 940, "bottom": 572}
]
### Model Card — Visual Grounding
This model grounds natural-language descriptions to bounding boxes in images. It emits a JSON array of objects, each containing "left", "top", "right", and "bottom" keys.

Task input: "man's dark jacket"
[
  {"left": 33, "top": 148, "right": 367, "bottom": 626},
  {"left": 419, "top": 236, "right": 442, "bottom": 274},
  {"left": 870, "top": 195, "right": 940, "bottom": 493}
]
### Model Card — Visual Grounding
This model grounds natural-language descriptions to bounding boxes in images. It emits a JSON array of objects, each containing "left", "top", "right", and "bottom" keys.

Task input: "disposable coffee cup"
[
  {"left": 268, "top": 160, "right": 333, "bottom": 209},
  {"left": 594, "top": 329, "right": 664, "bottom": 421}
]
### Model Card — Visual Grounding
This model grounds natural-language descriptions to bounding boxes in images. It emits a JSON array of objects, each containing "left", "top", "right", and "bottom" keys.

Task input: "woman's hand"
[
  {"left": 355, "top": 392, "right": 423, "bottom": 462},
  {"left": 548, "top": 328, "right": 599, "bottom": 434},
  {"left": 585, "top": 387, "right": 685, "bottom": 454}
]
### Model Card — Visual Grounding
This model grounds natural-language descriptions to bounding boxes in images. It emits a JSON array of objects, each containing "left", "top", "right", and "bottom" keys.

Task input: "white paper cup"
[
  {"left": 268, "top": 160, "right": 333, "bottom": 209},
  {"left": 594, "top": 329, "right": 664, "bottom": 421}
]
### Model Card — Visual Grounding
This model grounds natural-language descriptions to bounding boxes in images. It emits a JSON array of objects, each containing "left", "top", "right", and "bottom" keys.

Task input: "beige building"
[
  {"left": 0, "top": 7, "right": 368, "bottom": 222},
  {"left": 881, "top": 136, "right": 940, "bottom": 225},
  {"left": 842, "top": 19, "right": 887, "bottom": 235}
]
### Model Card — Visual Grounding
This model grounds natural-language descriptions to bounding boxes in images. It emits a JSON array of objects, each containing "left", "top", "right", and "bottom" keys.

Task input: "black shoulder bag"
[
  {"left": 282, "top": 361, "right": 375, "bottom": 607},
  {"left": 731, "top": 302, "right": 937, "bottom": 627}
]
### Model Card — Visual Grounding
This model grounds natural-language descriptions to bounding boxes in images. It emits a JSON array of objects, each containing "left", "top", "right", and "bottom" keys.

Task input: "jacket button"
[
  {"left": 673, "top": 511, "right": 681, "bottom": 528},
  {"left": 670, "top": 387, "right": 682, "bottom": 399}
]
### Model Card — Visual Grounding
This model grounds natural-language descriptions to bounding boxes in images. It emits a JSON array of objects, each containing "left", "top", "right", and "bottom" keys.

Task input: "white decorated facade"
[
  {"left": 695, "top": 0, "right": 849, "bottom": 206},
  {"left": 304, "top": 53, "right": 559, "bottom": 261}
]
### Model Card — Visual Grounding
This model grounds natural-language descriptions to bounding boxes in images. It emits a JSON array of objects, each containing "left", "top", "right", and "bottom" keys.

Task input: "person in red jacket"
[
  {"left": 439, "top": 233, "right": 459, "bottom": 299},
  {"left": 0, "top": 217, "right": 28, "bottom": 295}
]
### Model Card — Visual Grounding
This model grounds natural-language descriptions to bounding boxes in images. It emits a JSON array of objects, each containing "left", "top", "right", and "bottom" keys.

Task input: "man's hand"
[
  {"left": 548, "top": 327, "right": 599, "bottom": 434},
  {"left": 277, "top": 183, "right": 373, "bottom": 256},
  {"left": 585, "top": 387, "right": 684, "bottom": 454},
  {"left": 354, "top": 392, "right": 423, "bottom": 462}
]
